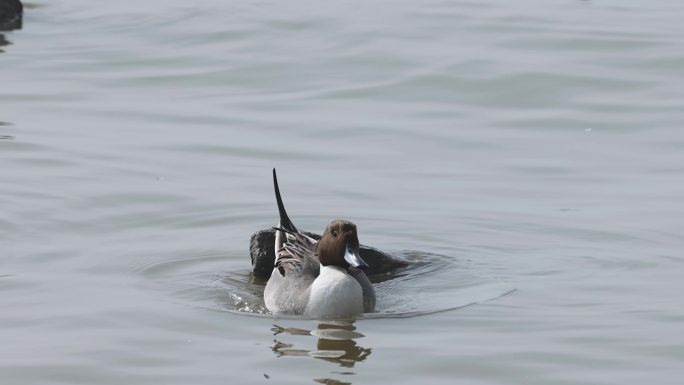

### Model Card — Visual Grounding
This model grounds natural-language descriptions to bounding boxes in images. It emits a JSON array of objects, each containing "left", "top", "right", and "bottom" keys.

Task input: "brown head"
[{"left": 316, "top": 220, "right": 369, "bottom": 270}]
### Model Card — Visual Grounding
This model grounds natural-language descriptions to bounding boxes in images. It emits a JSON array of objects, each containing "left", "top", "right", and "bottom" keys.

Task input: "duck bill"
[{"left": 344, "top": 244, "right": 369, "bottom": 269}]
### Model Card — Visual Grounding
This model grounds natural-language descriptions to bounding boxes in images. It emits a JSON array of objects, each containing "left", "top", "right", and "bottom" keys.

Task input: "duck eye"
[{"left": 331, "top": 230, "right": 338, "bottom": 237}]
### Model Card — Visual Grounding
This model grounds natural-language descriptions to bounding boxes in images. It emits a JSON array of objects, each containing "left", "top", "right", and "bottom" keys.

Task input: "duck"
[
  {"left": 0, "top": 0, "right": 23, "bottom": 31},
  {"left": 264, "top": 169, "right": 376, "bottom": 318}
]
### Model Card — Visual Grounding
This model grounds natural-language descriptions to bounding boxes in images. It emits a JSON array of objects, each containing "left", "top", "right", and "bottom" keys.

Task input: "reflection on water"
[
  {"left": 314, "top": 379, "right": 351, "bottom": 385},
  {"left": 271, "top": 321, "right": 370, "bottom": 366},
  {"left": 271, "top": 321, "right": 370, "bottom": 384},
  {"left": 0, "top": 122, "right": 14, "bottom": 140},
  {"left": 0, "top": 121, "right": 13, "bottom": 139}
]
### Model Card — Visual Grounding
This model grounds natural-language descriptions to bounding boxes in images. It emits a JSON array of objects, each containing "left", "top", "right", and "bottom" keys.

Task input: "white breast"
[{"left": 305, "top": 265, "right": 364, "bottom": 318}]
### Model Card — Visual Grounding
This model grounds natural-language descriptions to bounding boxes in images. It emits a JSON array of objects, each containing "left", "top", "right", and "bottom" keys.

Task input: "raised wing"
[{"left": 274, "top": 227, "right": 318, "bottom": 275}]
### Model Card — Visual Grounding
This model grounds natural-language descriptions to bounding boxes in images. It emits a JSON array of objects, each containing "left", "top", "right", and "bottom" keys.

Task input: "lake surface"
[{"left": 2, "top": 0, "right": 684, "bottom": 384}]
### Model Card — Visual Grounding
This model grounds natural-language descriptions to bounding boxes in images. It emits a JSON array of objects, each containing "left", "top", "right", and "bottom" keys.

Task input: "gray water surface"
[{"left": 2, "top": 0, "right": 684, "bottom": 384}]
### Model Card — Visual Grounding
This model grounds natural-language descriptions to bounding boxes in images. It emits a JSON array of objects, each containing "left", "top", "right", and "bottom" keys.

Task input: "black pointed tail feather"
[{"left": 272, "top": 168, "right": 297, "bottom": 232}]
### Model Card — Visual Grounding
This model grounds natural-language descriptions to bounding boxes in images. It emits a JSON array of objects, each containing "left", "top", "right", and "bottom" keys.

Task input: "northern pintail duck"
[
  {"left": 0, "top": 0, "right": 23, "bottom": 31},
  {"left": 264, "top": 169, "right": 376, "bottom": 318}
]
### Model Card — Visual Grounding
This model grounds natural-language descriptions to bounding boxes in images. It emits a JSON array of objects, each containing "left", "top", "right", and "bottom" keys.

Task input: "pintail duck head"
[{"left": 316, "top": 220, "right": 369, "bottom": 270}]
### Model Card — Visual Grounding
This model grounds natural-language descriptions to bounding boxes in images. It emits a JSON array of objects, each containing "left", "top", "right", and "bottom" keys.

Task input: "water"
[{"left": 2, "top": 0, "right": 684, "bottom": 384}]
